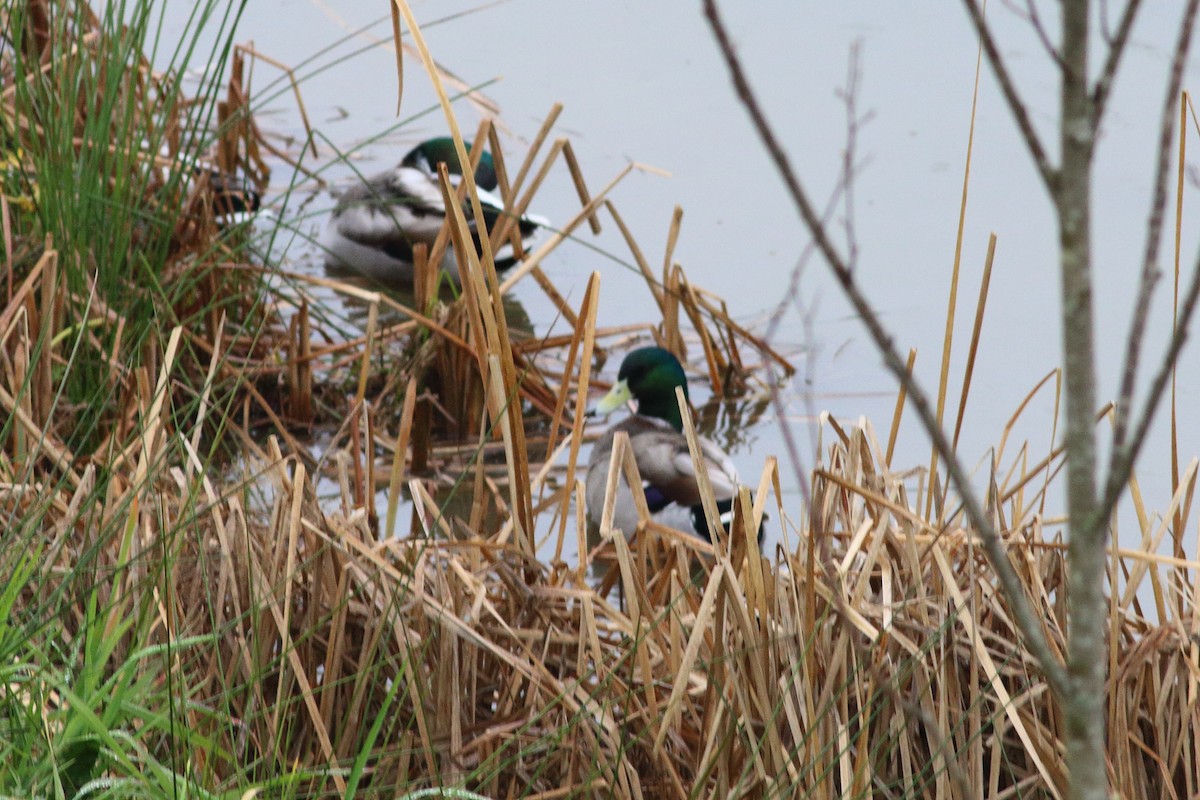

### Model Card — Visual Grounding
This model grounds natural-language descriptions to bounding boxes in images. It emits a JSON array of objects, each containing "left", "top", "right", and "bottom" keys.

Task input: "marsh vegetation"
[{"left": 3, "top": 2, "right": 1200, "bottom": 798}]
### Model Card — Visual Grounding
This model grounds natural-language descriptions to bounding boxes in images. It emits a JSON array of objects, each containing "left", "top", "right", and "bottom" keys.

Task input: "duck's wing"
[
  {"left": 624, "top": 427, "right": 739, "bottom": 507},
  {"left": 473, "top": 186, "right": 545, "bottom": 238},
  {"left": 669, "top": 435, "right": 739, "bottom": 501},
  {"left": 330, "top": 167, "right": 449, "bottom": 251}
]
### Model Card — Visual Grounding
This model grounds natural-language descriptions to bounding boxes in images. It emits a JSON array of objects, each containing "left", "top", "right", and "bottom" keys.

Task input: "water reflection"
[
  {"left": 693, "top": 392, "right": 772, "bottom": 457},
  {"left": 325, "top": 263, "right": 536, "bottom": 339},
  {"left": 389, "top": 451, "right": 511, "bottom": 540}
]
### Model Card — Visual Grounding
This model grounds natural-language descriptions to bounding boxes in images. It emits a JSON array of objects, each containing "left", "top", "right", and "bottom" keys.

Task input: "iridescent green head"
[
  {"left": 402, "top": 137, "right": 498, "bottom": 190},
  {"left": 594, "top": 346, "right": 689, "bottom": 431}
]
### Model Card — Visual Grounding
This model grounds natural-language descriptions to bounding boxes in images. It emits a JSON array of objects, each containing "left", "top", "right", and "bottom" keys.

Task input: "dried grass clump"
[
  {"left": 0, "top": 0, "right": 299, "bottom": 458},
  {"left": 8, "top": 256, "right": 1196, "bottom": 788},
  {"left": 2, "top": 1, "right": 270, "bottom": 260},
  {"left": 17, "top": 370, "right": 1198, "bottom": 799}
]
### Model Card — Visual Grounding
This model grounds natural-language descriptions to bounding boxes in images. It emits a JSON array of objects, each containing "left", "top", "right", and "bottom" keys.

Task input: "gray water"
[{"left": 182, "top": 2, "right": 1200, "bottom": 552}]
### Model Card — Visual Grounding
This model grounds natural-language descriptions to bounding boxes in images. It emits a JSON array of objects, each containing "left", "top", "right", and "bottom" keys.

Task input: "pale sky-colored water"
[{"left": 179, "top": 2, "right": 1200, "bottom": 547}]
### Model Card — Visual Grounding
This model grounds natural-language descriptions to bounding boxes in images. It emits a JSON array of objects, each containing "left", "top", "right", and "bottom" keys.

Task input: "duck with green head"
[
  {"left": 586, "top": 346, "right": 755, "bottom": 543},
  {"left": 320, "top": 137, "right": 546, "bottom": 283}
]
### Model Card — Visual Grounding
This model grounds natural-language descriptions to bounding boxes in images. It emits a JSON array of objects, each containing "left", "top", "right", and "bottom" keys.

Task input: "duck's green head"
[
  {"left": 402, "top": 137, "right": 498, "bottom": 190},
  {"left": 594, "top": 346, "right": 689, "bottom": 431}
]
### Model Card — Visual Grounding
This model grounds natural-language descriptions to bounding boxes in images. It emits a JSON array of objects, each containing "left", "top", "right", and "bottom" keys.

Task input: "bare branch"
[
  {"left": 1000, "top": 0, "right": 1067, "bottom": 69},
  {"left": 1109, "top": 0, "right": 1199, "bottom": 458},
  {"left": 1091, "top": 0, "right": 1144, "bottom": 125},
  {"left": 960, "top": 0, "right": 1059, "bottom": 193},
  {"left": 764, "top": 50, "right": 869, "bottom": 516},
  {"left": 764, "top": 196, "right": 844, "bottom": 513},
  {"left": 837, "top": 41, "right": 873, "bottom": 269},
  {"left": 1101, "top": 244, "right": 1200, "bottom": 527},
  {"left": 1098, "top": 0, "right": 1113, "bottom": 42},
  {"left": 767, "top": 45, "right": 875, "bottom": 517},
  {"left": 704, "top": 0, "right": 1069, "bottom": 698}
]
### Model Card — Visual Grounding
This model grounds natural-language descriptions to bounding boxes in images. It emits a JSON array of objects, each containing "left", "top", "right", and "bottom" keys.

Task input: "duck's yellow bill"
[{"left": 592, "top": 379, "right": 632, "bottom": 416}]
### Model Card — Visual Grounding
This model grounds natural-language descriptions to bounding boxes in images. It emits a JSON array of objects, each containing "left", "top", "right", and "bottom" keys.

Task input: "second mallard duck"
[
  {"left": 320, "top": 137, "right": 545, "bottom": 283},
  {"left": 586, "top": 346, "right": 755, "bottom": 543}
]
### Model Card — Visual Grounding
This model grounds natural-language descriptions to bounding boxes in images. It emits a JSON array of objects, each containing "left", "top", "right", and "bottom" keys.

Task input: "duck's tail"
[
  {"left": 689, "top": 498, "right": 766, "bottom": 547},
  {"left": 473, "top": 193, "right": 547, "bottom": 271}
]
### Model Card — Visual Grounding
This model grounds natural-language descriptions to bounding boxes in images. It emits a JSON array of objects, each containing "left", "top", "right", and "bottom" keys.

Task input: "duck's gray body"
[
  {"left": 320, "top": 139, "right": 544, "bottom": 283},
  {"left": 585, "top": 414, "right": 740, "bottom": 538},
  {"left": 321, "top": 166, "right": 459, "bottom": 280}
]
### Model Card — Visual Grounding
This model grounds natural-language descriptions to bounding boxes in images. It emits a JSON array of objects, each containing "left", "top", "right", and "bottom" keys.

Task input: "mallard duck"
[
  {"left": 320, "top": 137, "right": 545, "bottom": 283},
  {"left": 586, "top": 346, "right": 753, "bottom": 542},
  {"left": 201, "top": 168, "right": 262, "bottom": 226}
]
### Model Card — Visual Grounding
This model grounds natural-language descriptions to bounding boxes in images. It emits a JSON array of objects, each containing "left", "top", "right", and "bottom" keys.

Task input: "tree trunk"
[{"left": 1058, "top": 2, "right": 1107, "bottom": 798}]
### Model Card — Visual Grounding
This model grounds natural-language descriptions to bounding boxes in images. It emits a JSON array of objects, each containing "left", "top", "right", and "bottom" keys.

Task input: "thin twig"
[
  {"left": 1101, "top": 245, "right": 1200, "bottom": 527},
  {"left": 960, "top": 0, "right": 1059, "bottom": 193},
  {"left": 1109, "top": 0, "right": 1200, "bottom": 458},
  {"left": 703, "top": 0, "right": 1069, "bottom": 698},
  {"left": 838, "top": 41, "right": 873, "bottom": 270},
  {"left": 1001, "top": 0, "right": 1067, "bottom": 70},
  {"left": 1091, "top": 0, "right": 1144, "bottom": 126},
  {"left": 762, "top": 46, "right": 872, "bottom": 513}
]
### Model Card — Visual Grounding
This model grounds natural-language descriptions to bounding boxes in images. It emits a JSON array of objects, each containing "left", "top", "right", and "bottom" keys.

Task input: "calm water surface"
[{"left": 180, "top": 2, "right": 1200, "bottom": 552}]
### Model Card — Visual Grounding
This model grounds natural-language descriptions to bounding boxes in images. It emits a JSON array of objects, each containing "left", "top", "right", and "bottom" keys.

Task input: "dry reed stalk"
[
  {"left": 497, "top": 163, "right": 639, "bottom": 295},
  {"left": 560, "top": 140, "right": 602, "bottom": 235},
  {"left": 439, "top": 202, "right": 533, "bottom": 543},
  {"left": 385, "top": 377, "right": 419, "bottom": 537},
  {"left": 54, "top": 423, "right": 1187, "bottom": 799},
  {"left": 232, "top": 44, "right": 316, "bottom": 161},
  {"left": 951, "top": 232, "right": 997, "bottom": 451},
  {"left": 485, "top": 105, "right": 562, "bottom": 259},
  {"left": 606, "top": 201, "right": 665, "bottom": 312},
  {"left": 386, "top": 1, "right": 568, "bottom": 561},
  {"left": 887, "top": 348, "right": 918, "bottom": 466},
  {"left": 297, "top": 298, "right": 313, "bottom": 421},
  {"left": 545, "top": 273, "right": 600, "bottom": 559},
  {"left": 659, "top": 207, "right": 685, "bottom": 357}
]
